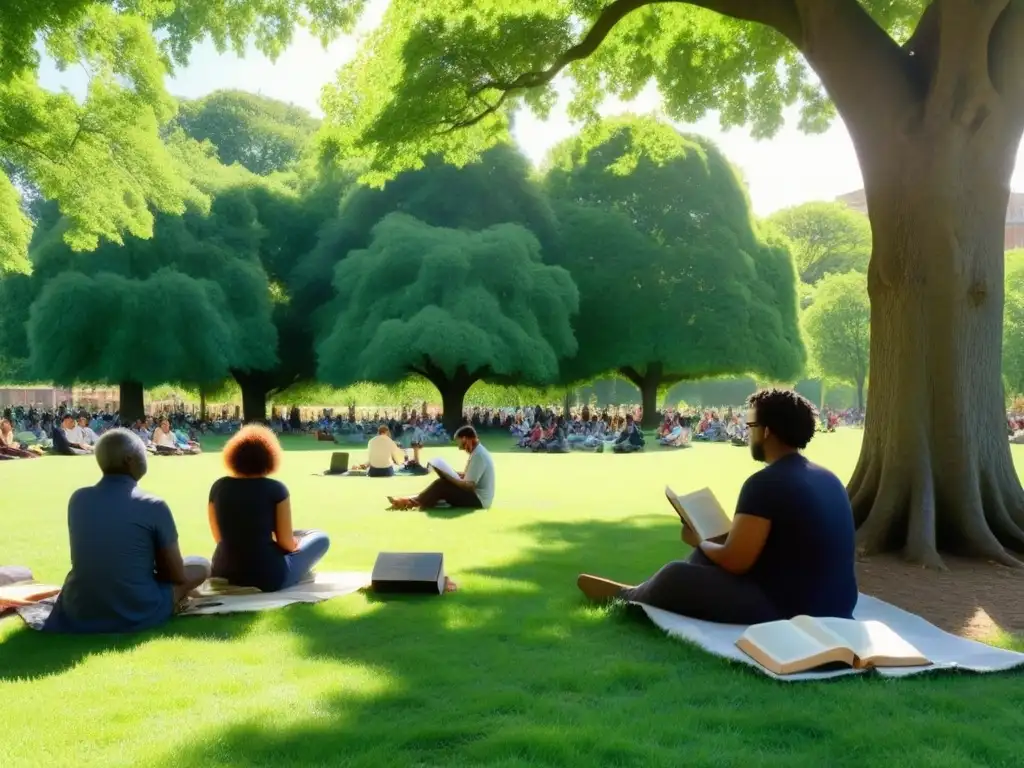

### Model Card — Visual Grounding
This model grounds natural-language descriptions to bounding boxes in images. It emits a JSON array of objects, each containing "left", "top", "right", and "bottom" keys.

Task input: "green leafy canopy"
[
  {"left": 1, "top": 1, "right": 365, "bottom": 272},
  {"left": 546, "top": 115, "right": 805, "bottom": 387},
  {"left": 767, "top": 201, "right": 871, "bottom": 285},
  {"left": 320, "top": 0, "right": 929, "bottom": 183},
  {"left": 316, "top": 212, "right": 579, "bottom": 388},
  {"left": 801, "top": 270, "right": 870, "bottom": 391}
]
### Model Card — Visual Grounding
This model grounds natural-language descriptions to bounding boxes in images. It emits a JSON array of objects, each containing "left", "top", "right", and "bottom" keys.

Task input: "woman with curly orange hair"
[{"left": 207, "top": 425, "right": 330, "bottom": 591}]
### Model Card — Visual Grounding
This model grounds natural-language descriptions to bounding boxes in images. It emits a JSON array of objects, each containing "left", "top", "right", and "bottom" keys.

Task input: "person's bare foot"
[
  {"left": 387, "top": 496, "right": 418, "bottom": 510},
  {"left": 577, "top": 574, "right": 631, "bottom": 602},
  {"left": 444, "top": 577, "right": 458, "bottom": 593}
]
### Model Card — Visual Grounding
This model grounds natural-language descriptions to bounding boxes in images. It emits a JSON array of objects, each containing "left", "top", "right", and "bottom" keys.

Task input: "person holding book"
[
  {"left": 387, "top": 426, "right": 495, "bottom": 511},
  {"left": 577, "top": 388, "right": 858, "bottom": 625}
]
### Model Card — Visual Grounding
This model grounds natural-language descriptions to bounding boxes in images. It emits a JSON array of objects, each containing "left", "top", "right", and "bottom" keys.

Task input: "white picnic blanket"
[
  {"left": 636, "top": 593, "right": 1024, "bottom": 681},
  {"left": 182, "top": 571, "right": 372, "bottom": 616}
]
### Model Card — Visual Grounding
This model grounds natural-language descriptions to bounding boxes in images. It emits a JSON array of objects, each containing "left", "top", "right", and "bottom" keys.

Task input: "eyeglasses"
[{"left": 746, "top": 422, "right": 761, "bottom": 428}]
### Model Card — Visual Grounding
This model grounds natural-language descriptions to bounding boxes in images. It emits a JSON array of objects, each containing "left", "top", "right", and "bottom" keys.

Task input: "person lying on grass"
[
  {"left": 388, "top": 425, "right": 495, "bottom": 511},
  {"left": 44, "top": 429, "right": 211, "bottom": 634},
  {"left": 578, "top": 388, "right": 859, "bottom": 624},
  {"left": 207, "top": 425, "right": 330, "bottom": 592}
]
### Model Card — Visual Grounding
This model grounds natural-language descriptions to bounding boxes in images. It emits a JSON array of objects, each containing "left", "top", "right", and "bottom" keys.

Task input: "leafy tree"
[
  {"left": 171, "top": 90, "right": 319, "bottom": 176},
  {"left": 9, "top": 141, "right": 281, "bottom": 420},
  {"left": 767, "top": 201, "right": 871, "bottom": 284},
  {"left": 802, "top": 272, "right": 871, "bottom": 412},
  {"left": 323, "top": 0, "right": 1024, "bottom": 566},
  {"left": 546, "top": 117, "right": 805, "bottom": 427},
  {"left": 0, "top": 1, "right": 362, "bottom": 270},
  {"left": 1003, "top": 250, "right": 1024, "bottom": 397},
  {"left": 317, "top": 212, "right": 579, "bottom": 433},
  {"left": 27, "top": 269, "right": 237, "bottom": 421}
]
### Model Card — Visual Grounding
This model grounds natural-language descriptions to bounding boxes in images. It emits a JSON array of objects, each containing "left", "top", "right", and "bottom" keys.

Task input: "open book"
[
  {"left": 736, "top": 615, "right": 931, "bottom": 675},
  {"left": 427, "top": 457, "right": 460, "bottom": 482},
  {"left": 664, "top": 486, "right": 732, "bottom": 541}
]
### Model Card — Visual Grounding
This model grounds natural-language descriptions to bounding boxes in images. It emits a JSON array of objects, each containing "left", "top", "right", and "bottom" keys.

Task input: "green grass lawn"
[{"left": 3, "top": 431, "right": 1024, "bottom": 768}]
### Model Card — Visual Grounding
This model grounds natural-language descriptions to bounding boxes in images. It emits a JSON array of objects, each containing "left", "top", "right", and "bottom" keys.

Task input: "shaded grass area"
[{"left": 3, "top": 431, "right": 1024, "bottom": 767}]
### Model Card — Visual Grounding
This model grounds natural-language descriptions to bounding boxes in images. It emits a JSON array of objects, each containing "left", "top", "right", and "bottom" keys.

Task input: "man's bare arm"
[
  {"left": 154, "top": 542, "right": 187, "bottom": 585},
  {"left": 699, "top": 514, "right": 771, "bottom": 575}
]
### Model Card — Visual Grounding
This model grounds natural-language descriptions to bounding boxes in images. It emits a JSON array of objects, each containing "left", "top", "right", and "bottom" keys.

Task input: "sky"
[{"left": 36, "top": 4, "right": 1024, "bottom": 217}]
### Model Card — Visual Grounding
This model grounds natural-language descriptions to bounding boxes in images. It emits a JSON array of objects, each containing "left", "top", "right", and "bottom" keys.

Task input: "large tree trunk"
[
  {"left": 419, "top": 363, "right": 479, "bottom": 437},
  {"left": 788, "top": 1, "right": 1024, "bottom": 566},
  {"left": 233, "top": 370, "right": 270, "bottom": 423},
  {"left": 846, "top": 132, "right": 1024, "bottom": 567},
  {"left": 620, "top": 363, "right": 663, "bottom": 429},
  {"left": 119, "top": 381, "right": 144, "bottom": 423},
  {"left": 439, "top": 381, "right": 471, "bottom": 436}
]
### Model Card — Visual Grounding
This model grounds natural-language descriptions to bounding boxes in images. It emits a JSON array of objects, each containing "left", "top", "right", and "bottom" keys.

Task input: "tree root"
[{"left": 852, "top": 442, "right": 1024, "bottom": 569}]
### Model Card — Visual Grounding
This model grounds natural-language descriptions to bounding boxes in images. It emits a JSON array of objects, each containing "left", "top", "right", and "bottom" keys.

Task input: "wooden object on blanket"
[
  {"left": 371, "top": 552, "right": 446, "bottom": 595},
  {"left": 197, "top": 578, "right": 263, "bottom": 596},
  {"left": 0, "top": 582, "right": 61, "bottom": 608},
  {"left": 736, "top": 615, "right": 931, "bottom": 675},
  {"left": 664, "top": 486, "right": 732, "bottom": 541},
  {"left": 326, "top": 452, "right": 350, "bottom": 475}
]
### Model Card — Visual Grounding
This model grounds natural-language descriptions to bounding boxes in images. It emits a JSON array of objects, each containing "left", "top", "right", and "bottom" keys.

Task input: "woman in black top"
[{"left": 208, "top": 425, "right": 330, "bottom": 591}]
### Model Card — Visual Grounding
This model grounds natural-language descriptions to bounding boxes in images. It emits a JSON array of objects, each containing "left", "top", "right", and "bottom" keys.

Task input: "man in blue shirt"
[
  {"left": 578, "top": 388, "right": 858, "bottom": 623},
  {"left": 45, "top": 429, "right": 211, "bottom": 634}
]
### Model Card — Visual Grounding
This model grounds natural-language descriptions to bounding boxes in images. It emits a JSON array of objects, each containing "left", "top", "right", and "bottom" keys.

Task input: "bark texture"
[
  {"left": 233, "top": 370, "right": 271, "bottom": 423},
  {"left": 621, "top": 363, "right": 664, "bottom": 429},
  {"left": 119, "top": 381, "right": 144, "bottom": 423},
  {"left": 794, "top": 0, "right": 1024, "bottom": 566},
  {"left": 416, "top": 363, "right": 480, "bottom": 436}
]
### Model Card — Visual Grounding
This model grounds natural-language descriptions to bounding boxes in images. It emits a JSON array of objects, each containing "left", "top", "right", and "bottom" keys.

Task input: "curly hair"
[
  {"left": 223, "top": 424, "right": 283, "bottom": 477},
  {"left": 747, "top": 388, "right": 818, "bottom": 450}
]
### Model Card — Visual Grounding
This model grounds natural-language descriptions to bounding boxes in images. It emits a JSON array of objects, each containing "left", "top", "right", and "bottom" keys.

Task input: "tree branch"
[
  {"left": 990, "top": 1, "right": 1024, "bottom": 122},
  {"left": 0, "top": 132, "right": 62, "bottom": 166},
  {"left": 619, "top": 365, "right": 644, "bottom": 388},
  {"left": 444, "top": 0, "right": 803, "bottom": 131},
  {"left": 921, "top": 0, "right": 1009, "bottom": 131},
  {"left": 791, "top": 1, "right": 920, "bottom": 141}
]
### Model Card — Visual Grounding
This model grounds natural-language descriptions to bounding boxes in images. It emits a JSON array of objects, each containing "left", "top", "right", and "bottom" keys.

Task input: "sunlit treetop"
[
  {"left": 0, "top": 0, "right": 366, "bottom": 272},
  {"left": 319, "top": 0, "right": 929, "bottom": 184}
]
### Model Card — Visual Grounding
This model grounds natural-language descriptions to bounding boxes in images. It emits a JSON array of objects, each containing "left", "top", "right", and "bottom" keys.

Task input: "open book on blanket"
[
  {"left": 736, "top": 615, "right": 932, "bottom": 675},
  {"left": 427, "top": 457, "right": 461, "bottom": 482},
  {"left": 664, "top": 486, "right": 732, "bottom": 542}
]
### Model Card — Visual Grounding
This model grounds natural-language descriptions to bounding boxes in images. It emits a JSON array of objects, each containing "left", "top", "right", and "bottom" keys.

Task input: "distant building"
[
  {"left": 0, "top": 386, "right": 118, "bottom": 411},
  {"left": 836, "top": 189, "right": 1024, "bottom": 250}
]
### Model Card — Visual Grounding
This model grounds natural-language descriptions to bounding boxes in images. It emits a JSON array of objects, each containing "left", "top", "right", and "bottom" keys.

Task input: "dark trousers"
[
  {"left": 417, "top": 477, "right": 482, "bottom": 510},
  {"left": 621, "top": 549, "right": 783, "bottom": 624}
]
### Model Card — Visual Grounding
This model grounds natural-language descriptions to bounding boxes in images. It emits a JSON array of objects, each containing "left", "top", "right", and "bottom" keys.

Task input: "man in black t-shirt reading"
[{"left": 577, "top": 388, "right": 858, "bottom": 624}]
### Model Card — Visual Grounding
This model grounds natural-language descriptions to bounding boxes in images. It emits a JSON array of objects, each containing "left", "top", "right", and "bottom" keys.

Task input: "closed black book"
[{"left": 371, "top": 552, "right": 445, "bottom": 594}]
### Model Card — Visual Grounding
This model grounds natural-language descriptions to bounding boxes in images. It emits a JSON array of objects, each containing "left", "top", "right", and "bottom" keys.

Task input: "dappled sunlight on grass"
[{"left": 3, "top": 432, "right": 1024, "bottom": 767}]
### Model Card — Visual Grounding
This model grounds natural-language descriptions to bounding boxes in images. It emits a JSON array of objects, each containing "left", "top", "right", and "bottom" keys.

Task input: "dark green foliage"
[
  {"left": 171, "top": 90, "right": 319, "bottom": 176},
  {"left": 545, "top": 116, "right": 804, "bottom": 422},
  {"left": 27, "top": 269, "right": 235, "bottom": 388},
  {"left": 316, "top": 212, "right": 578, "bottom": 431}
]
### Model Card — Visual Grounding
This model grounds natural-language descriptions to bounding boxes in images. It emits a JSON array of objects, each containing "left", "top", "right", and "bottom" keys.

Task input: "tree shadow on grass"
[
  {"left": 146, "top": 516, "right": 1024, "bottom": 768},
  {"left": 0, "top": 610, "right": 261, "bottom": 682}
]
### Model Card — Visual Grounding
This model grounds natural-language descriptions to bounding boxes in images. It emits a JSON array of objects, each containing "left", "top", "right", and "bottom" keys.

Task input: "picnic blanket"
[
  {"left": 635, "top": 593, "right": 1024, "bottom": 681},
  {"left": 181, "top": 571, "right": 372, "bottom": 616}
]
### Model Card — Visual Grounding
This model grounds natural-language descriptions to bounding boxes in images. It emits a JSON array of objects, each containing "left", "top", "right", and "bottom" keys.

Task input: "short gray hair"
[{"left": 95, "top": 428, "right": 148, "bottom": 475}]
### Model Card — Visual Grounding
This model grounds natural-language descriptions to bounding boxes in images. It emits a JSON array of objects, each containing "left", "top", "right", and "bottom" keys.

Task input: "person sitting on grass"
[
  {"left": 0, "top": 418, "right": 37, "bottom": 459},
  {"left": 577, "top": 388, "right": 858, "bottom": 624},
  {"left": 366, "top": 424, "right": 407, "bottom": 477},
  {"left": 387, "top": 426, "right": 495, "bottom": 511},
  {"left": 207, "top": 425, "right": 330, "bottom": 591},
  {"left": 44, "top": 429, "right": 211, "bottom": 634},
  {"left": 52, "top": 414, "right": 92, "bottom": 456},
  {"left": 612, "top": 415, "right": 645, "bottom": 453}
]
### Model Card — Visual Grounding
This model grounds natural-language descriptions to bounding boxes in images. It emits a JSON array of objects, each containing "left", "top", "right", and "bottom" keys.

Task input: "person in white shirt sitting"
[
  {"left": 64, "top": 414, "right": 95, "bottom": 453},
  {"left": 367, "top": 425, "right": 406, "bottom": 477},
  {"left": 77, "top": 414, "right": 100, "bottom": 446},
  {"left": 152, "top": 419, "right": 183, "bottom": 455}
]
